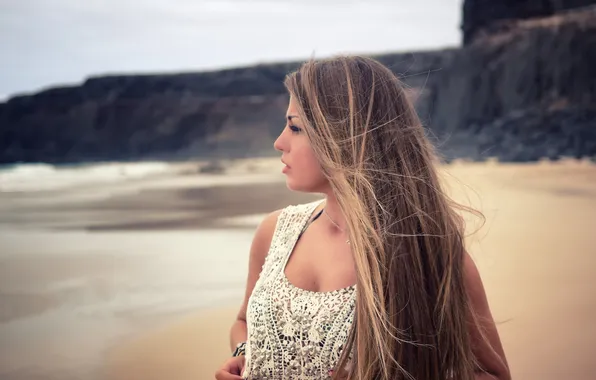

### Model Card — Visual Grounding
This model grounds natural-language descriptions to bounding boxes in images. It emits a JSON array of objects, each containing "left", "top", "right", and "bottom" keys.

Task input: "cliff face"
[
  {"left": 0, "top": 53, "right": 453, "bottom": 163},
  {"left": 1, "top": 4, "right": 595, "bottom": 164},
  {"left": 435, "top": 6, "right": 596, "bottom": 161},
  {"left": 462, "top": 0, "right": 596, "bottom": 44},
  {"left": 0, "top": 65, "right": 300, "bottom": 163}
]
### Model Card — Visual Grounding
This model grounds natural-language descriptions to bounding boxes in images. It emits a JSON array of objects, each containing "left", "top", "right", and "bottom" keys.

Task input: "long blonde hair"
[{"left": 284, "top": 56, "right": 483, "bottom": 380}]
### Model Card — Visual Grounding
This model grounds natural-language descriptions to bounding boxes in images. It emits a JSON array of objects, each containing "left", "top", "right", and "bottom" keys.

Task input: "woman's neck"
[{"left": 323, "top": 193, "right": 347, "bottom": 232}]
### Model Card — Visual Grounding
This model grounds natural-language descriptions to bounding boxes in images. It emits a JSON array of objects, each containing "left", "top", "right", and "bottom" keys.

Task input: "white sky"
[{"left": 0, "top": 0, "right": 463, "bottom": 100}]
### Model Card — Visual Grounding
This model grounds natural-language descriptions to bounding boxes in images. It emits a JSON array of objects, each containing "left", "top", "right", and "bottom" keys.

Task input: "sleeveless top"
[{"left": 243, "top": 200, "right": 357, "bottom": 379}]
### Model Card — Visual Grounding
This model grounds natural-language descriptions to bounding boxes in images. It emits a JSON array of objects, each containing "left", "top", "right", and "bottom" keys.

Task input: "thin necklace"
[{"left": 323, "top": 208, "right": 351, "bottom": 245}]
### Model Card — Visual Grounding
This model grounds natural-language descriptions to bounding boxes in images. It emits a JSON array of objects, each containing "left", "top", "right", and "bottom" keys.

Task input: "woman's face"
[{"left": 274, "top": 96, "right": 328, "bottom": 193}]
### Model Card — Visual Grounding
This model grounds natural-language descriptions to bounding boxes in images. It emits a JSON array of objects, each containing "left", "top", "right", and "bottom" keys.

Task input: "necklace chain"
[{"left": 323, "top": 208, "right": 351, "bottom": 245}]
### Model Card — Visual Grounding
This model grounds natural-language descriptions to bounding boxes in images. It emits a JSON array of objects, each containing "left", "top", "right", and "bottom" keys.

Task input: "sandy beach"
[{"left": 1, "top": 158, "right": 595, "bottom": 380}]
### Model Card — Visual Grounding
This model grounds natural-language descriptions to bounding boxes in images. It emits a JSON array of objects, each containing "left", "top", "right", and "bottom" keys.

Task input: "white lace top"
[{"left": 243, "top": 200, "right": 357, "bottom": 379}]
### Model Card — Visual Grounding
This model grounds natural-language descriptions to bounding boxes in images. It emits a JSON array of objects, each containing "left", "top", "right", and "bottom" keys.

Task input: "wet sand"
[
  {"left": 1, "top": 159, "right": 595, "bottom": 379},
  {"left": 104, "top": 307, "right": 237, "bottom": 380}
]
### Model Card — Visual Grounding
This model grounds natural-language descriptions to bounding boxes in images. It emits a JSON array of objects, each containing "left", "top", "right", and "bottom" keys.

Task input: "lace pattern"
[{"left": 244, "top": 200, "right": 357, "bottom": 379}]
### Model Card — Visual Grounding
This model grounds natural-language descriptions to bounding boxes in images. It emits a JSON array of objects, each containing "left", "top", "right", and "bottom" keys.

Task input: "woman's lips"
[{"left": 281, "top": 159, "right": 290, "bottom": 173}]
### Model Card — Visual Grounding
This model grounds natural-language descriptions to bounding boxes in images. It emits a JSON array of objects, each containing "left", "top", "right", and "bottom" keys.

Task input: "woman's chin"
[
  {"left": 285, "top": 177, "right": 306, "bottom": 192},
  {"left": 285, "top": 178, "right": 300, "bottom": 192},
  {"left": 285, "top": 178, "right": 321, "bottom": 194}
]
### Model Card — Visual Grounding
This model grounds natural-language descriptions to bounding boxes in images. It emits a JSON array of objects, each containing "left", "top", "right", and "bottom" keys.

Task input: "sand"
[
  {"left": 1, "top": 159, "right": 595, "bottom": 380},
  {"left": 103, "top": 307, "right": 238, "bottom": 380},
  {"left": 102, "top": 160, "right": 596, "bottom": 380}
]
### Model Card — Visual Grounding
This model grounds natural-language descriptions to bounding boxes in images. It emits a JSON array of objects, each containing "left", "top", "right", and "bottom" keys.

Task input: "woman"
[{"left": 215, "top": 56, "right": 510, "bottom": 380}]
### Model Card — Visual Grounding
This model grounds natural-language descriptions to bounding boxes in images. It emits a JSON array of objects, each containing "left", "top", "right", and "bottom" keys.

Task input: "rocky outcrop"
[
  {"left": 0, "top": 66, "right": 298, "bottom": 163},
  {"left": 462, "top": 0, "right": 596, "bottom": 44},
  {"left": 0, "top": 4, "right": 595, "bottom": 164},
  {"left": 440, "top": 106, "right": 596, "bottom": 162},
  {"left": 435, "top": 6, "right": 596, "bottom": 161},
  {"left": 0, "top": 52, "right": 453, "bottom": 164}
]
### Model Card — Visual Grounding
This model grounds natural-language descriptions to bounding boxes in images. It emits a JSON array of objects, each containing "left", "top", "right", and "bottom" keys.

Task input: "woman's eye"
[{"left": 289, "top": 125, "right": 302, "bottom": 133}]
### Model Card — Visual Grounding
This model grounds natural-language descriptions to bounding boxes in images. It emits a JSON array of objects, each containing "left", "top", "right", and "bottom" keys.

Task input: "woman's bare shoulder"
[
  {"left": 251, "top": 199, "right": 323, "bottom": 260},
  {"left": 252, "top": 209, "right": 284, "bottom": 251}
]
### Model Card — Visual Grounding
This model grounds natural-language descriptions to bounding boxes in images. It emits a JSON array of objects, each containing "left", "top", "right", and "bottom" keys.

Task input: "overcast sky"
[{"left": 0, "top": 0, "right": 463, "bottom": 100}]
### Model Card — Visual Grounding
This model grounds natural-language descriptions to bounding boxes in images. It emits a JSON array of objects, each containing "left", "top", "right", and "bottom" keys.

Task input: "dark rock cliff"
[
  {"left": 462, "top": 0, "right": 596, "bottom": 44},
  {"left": 1, "top": 4, "right": 595, "bottom": 164}
]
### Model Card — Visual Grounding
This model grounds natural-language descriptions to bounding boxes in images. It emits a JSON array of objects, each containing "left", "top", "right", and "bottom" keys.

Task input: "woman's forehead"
[{"left": 286, "top": 97, "right": 300, "bottom": 119}]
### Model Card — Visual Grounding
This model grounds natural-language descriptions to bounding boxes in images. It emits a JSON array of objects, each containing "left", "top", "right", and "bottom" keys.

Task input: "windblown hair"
[{"left": 284, "top": 56, "right": 486, "bottom": 380}]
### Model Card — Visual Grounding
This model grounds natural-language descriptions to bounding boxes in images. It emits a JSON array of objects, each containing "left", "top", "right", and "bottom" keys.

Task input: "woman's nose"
[{"left": 273, "top": 130, "right": 286, "bottom": 152}]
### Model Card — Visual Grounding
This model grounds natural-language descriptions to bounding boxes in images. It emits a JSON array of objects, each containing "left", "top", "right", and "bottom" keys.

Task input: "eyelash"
[{"left": 288, "top": 125, "right": 302, "bottom": 134}]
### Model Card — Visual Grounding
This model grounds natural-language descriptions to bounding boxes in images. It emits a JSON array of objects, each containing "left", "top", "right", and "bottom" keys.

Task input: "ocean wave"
[{"left": 0, "top": 161, "right": 172, "bottom": 192}]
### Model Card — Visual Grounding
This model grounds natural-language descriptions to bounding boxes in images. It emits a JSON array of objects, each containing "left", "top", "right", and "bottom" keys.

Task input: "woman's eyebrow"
[{"left": 286, "top": 115, "right": 299, "bottom": 122}]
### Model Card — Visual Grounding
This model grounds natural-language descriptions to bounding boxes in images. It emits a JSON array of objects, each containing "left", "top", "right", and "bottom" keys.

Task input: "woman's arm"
[
  {"left": 463, "top": 252, "right": 511, "bottom": 380},
  {"left": 228, "top": 209, "right": 282, "bottom": 352}
]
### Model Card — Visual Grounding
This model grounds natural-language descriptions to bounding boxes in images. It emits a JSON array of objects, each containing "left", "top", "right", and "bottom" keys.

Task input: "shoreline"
[{"left": 1, "top": 159, "right": 595, "bottom": 380}]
